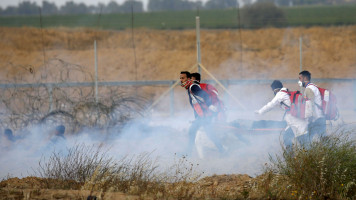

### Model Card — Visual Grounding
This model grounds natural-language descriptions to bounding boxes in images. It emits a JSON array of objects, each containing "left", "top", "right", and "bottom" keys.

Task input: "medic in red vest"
[
  {"left": 191, "top": 72, "right": 226, "bottom": 122},
  {"left": 180, "top": 71, "right": 217, "bottom": 119},
  {"left": 180, "top": 71, "right": 225, "bottom": 156}
]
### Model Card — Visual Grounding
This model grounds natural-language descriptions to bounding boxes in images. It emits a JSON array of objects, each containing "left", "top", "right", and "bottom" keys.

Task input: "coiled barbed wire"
[{"left": 0, "top": 58, "right": 147, "bottom": 134}]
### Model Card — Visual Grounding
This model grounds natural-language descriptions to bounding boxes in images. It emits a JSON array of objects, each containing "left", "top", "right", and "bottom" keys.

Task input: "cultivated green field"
[
  {"left": 285, "top": 5, "right": 356, "bottom": 26},
  {"left": 0, "top": 4, "right": 355, "bottom": 29}
]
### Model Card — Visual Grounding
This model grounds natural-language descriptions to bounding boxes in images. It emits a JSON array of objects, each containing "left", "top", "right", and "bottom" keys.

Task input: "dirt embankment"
[
  {"left": 0, "top": 174, "right": 258, "bottom": 199},
  {"left": 0, "top": 26, "right": 355, "bottom": 83}
]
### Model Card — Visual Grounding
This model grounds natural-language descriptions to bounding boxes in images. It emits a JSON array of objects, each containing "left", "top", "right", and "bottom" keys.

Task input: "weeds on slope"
[
  {"left": 35, "top": 144, "right": 202, "bottom": 199},
  {"left": 251, "top": 131, "right": 356, "bottom": 199}
]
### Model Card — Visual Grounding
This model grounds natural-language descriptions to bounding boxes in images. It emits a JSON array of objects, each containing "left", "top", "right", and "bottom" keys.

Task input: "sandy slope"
[
  {"left": 0, "top": 26, "right": 355, "bottom": 82},
  {"left": 0, "top": 26, "right": 355, "bottom": 115}
]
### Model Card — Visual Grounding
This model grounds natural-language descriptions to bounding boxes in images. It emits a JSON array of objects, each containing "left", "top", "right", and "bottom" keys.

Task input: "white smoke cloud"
[
  {"left": 1, "top": 75, "right": 354, "bottom": 180},
  {"left": 0, "top": 106, "right": 284, "bottom": 180}
]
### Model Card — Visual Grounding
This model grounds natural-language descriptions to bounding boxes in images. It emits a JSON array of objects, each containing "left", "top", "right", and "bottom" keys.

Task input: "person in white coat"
[
  {"left": 255, "top": 80, "right": 308, "bottom": 148},
  {"left": 298, "top": 71, "right": 326, "bottom": 143}
]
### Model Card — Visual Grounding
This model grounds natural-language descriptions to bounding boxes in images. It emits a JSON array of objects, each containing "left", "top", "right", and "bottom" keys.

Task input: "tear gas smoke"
[
  {"left": 1, "top": 79, "right": 355, "bottom": 179},
  {"left": 0, "top": 88, "right": 281, "bottom": 179}
]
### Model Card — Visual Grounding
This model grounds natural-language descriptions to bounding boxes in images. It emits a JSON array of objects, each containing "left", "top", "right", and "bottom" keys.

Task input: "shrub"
[
  {"left": 251, "top": 132, "right": 356, "bottom": 199},
  {"left": 36, "top": 144, "right": 202, "bottom": 199},
  {"left": 36, "top": 144, "right": 117, "bottom": 188},
  {"left": 241, "top": 2, "right": 287, "bottom": 28}
]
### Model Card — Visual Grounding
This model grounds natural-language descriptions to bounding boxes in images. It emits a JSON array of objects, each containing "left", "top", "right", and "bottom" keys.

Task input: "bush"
[
  {"left": 241, "top": 2, "right": 287, "bottom": 28},
  {"left": 36, "top": 144, "right": 202, "bottom": 199},
  {"left": 251, "top": 132, "right": 356, "bottom": 199},
  {"left": 36, "top": 144, "right": 117, "bottom": 188}
]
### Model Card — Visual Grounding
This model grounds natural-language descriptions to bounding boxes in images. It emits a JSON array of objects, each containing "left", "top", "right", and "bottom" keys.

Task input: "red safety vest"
[{"left": 189, "top": 83, "right": 212, "bottom": 118}]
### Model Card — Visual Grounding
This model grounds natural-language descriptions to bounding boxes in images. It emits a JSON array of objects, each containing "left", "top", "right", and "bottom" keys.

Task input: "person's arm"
[
  {"left": 257, "top": 93, "right": 282, "bottom": 114},
  {"left": 305, "top": 87, "right": 315, "bottom": 120}
]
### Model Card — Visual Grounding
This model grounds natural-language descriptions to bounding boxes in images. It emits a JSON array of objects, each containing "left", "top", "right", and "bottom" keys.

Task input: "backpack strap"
[
  {"left": 279, "top": 89, "right": 291, "bottom": 109},
  {"left": 289, "top": 91, "right": 300, "bottom": 104},
  {"left": 189, "top": 83, "right": 204, "bottom": 104},
  {"left": 314, "top": 102, "right": 323, "bottom": 110},
  {"left": 279, "top": 89, "right": 291, "bottom": 120},
  {"left": 189, "top": 82, "right": 201, "bottom": 95},
  {"left": 281, "top": 102, "right": 290, "bottom": 109},
  {"left": 306, "top": 83, "right": 324, "bottom": 111},
  {"left": 308, "top": 83, "right": 318, "bottom": 88},
  {"left": 280, "top": 89, "right": 289, "bottom": 94}
]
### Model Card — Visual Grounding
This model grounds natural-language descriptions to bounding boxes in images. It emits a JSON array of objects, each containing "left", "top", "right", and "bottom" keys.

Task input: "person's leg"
[
  {"left": 308, "top": 120, "right": 316, "bottom": 142},
  {"left": 283, "top": 127, "right": 294, "bottom": 149},
  {"left": 296, "top": 133, "right": 309, "bottom": 148},
  {"left": 203, "top": 124, "right": 225, "bottom": 154},
  {"left": 187, "top": 119, "right": 201, "bottom": 155},
  {"left": 316, "top": 117, "right": 327, "bottom": 136},
  {"left": 309, "top": 117, "right": 326, "bottom": 142}
]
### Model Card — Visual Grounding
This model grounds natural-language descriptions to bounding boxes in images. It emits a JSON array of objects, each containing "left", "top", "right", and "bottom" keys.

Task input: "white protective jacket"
[
  {"left": 304, "top": 83, "right": 324, "bottom": 121},
  {"left": 258, "top": 88, "right": 308, "bottom": 137}
]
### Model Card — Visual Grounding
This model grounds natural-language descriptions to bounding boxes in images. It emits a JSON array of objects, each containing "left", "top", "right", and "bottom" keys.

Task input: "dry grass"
[
  {"left": 31, "top": 144, "right": 258, "bottom": 199},
  {"left": 11, "top": 131, "right": 356, "bottom": 200},
  {"left": 34, "top": 144, "right": 205, "bottom": 199},
  {"left": 0, "top": 26, "right": 355, "bottom": 82},
  {"left": 250, "top": 131, "right": 356, "bottom": 200}
]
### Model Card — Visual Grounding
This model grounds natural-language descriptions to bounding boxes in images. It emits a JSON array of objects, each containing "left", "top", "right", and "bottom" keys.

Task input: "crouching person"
[{"left": 255, "top": 80, "right": 308, "bottom": 148}]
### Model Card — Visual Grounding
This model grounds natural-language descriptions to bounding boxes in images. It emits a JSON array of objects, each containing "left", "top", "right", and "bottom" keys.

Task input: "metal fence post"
[
  {"left": 196, "top": 16, "right": 201, "bottom": 74},
  {"left": 94, "top": 40, "right": 98, "bottom": 103},
  {"left": 300, "top": 36, "right": 302, "bottom": 72},
  {"left": 170, "top": 81, "right": 175, "bottom": 116},
  {"left": 354, "top": 80, "right": 356, "bottom": 111},
  {"left": 222, "top": 80, "right": 229, "bottom": 108},
  {"left": 48, "top": 84, "right": 53, "bottom": 112}
]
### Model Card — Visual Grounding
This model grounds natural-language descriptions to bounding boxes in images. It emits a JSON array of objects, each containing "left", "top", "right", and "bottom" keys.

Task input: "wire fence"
[
  {"left": 1, "top": 64, "right": 355, "bottom": 132},
  {"left": 0, "top": 58, "right": 147, "bottom": 133}
]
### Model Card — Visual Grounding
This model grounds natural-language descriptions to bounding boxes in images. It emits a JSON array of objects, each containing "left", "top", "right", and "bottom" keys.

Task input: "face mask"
[
  {"left": 273, "top": 88, "right": 280, "bottom": 95},
  {"left": 298, "top": 80, "right": 303, "bottom": 87},
  {"left": 181, "top": 80, "right": 192, "bottom": 89}
]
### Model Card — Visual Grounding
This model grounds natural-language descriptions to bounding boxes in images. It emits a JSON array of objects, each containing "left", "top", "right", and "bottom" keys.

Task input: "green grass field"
[
  {"left": 0, "top": 4, "right": 355, "bottom": 29},
  {"left": 284, "top": 5, "right": 356, "bottom": 26}
]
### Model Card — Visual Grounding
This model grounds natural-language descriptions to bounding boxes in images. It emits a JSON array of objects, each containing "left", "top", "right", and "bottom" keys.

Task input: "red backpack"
[
  {"left": 282, "top": 90, "right": 307, "bottom": 119},
  {"left": 309, "top": 84, "right": 338, "bottom": 120},
  {"left": 200, "top": 83, "right": 219, "bottom": 105},
  {"left": 199, "top": 83, "right": 226, "bottom": 122}
]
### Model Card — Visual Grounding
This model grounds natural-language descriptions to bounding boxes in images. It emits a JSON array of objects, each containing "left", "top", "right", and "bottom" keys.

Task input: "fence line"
[
  {"left": 1, "top": 78, "right": 355, "bottom": 114},
  {"left": 1, "top": 78, "right": 355, "bottom": 89}
]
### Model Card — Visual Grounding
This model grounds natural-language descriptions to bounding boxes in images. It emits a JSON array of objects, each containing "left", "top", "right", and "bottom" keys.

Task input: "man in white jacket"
[
  {"left": 298, "top": 71, "right": 326, "bottom": 142},
  {"left": 256, "top": 80, "right": 308, "bottom": 148}
]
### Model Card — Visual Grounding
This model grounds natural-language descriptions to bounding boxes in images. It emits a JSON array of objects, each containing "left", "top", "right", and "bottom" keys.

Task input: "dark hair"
[
  {"left": 299, "top": 70, "right": 311, "bottom": 81},
  {"left": 180, "top": 71, "right": 191, "bottom": 78},
  {"left": 271, "top": 80, "right": 283, "bottom": 90},
  {"left": 55, "top": 125, "right": 65, "bottom": 135},
  {"left": 191, "top": 72, "right": 201, "bottom": 82}
]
